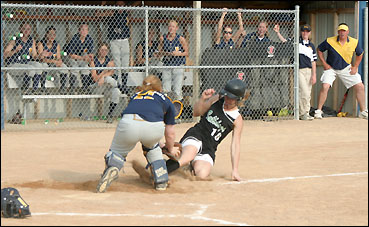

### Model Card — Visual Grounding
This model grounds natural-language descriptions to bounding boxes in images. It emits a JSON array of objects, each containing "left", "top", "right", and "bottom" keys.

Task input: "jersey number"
[
  {"left": 134, "top": 90, "right": 155, "bottom": 100},
  {"left": 211, "top": 128, "right": 221, "bottom": 141}
]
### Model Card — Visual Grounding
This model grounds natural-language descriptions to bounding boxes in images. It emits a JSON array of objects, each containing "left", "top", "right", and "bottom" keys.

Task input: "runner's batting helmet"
[{"left": 220, "top": 78, "right": 246, "bottom": 101}]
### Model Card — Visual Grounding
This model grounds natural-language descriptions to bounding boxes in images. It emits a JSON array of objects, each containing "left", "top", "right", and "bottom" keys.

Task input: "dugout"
[
  {"left": 1, "top": 1, "right": 367, "bottom": 131},
  {"left": 200, "top": 41, "right": 294, "bottom": 119}
]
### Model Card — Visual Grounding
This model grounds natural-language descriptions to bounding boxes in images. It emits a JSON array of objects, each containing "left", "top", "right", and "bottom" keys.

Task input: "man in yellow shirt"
[{"left": 315, "top": 23, "right": 367, "bottom": 119}]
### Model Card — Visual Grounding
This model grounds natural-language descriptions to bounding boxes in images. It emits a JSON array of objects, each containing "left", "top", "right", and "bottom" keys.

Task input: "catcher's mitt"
[
  {"left": 1, "top": 187, "right": 31, "bottom": 218},
  {"left": 161, "top": 142, "right": 182, "bottom": 161}
]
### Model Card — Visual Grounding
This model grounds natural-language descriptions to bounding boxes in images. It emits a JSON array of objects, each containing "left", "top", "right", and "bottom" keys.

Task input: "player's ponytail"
[
  {"left": 238, "top": 89, "right": 251, "bottom": 107},
  {"left": 136, "top": 74, "right": 162, "bottom": 92}
]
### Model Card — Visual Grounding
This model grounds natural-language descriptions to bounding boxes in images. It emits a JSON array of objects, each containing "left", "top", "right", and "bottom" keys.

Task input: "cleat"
[
  {"left": 182, "top": 164, "right": 195, "bottom": 176},
  {"left": 359, "top": 110, "right": 368, "bottom": 120},
  {"left": 299, "top": 113, "right": 314, "bottom": 121},
  {"left": 155, "top": 182, "right": 168, "bottom": 191},
  {"left": 314, "top": 109, "right": 323, "bottom": 119},
  {"left": 96, "top": 167, "right": 119, "bottom": 193}
]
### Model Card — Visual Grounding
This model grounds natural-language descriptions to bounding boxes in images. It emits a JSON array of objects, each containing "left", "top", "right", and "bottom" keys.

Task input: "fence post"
[
  {"left": 294, "top": 5, "right": 300, "bottom": 120},
  {"left": 364, "top": 6, "right": 368, "bottom": 111},
  {"left": 193, "top": 1, "right": 201, "bottom": 121},
  {"left": 1, "top": 9, "right": 5, "bottom": 130},
  {"left": 145, "top": 8, "right": 149, "bottom": 77}
]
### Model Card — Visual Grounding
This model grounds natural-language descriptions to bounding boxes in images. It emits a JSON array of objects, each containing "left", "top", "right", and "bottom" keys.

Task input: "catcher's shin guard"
[
  {"left": 150, "top": 159, "right": 169, "bottom": 190},
  {"left": 142, "top": 144, "right": 169, "bottom": 190},
  {"left": 104, "top": 151, "right": 125, "bottom": 170}
]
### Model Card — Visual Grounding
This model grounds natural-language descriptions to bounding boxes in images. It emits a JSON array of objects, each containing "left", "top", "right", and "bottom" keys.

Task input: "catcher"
[
  {"left": 96, "top": 75, "right": 180, "bottom": 193},
  {"left": 166, "top": 78, "right": 249, "bottom": 181}
]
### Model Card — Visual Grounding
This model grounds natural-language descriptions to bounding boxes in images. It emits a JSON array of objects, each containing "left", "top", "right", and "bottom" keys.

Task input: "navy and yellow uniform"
[
  {"left": 162, "top": 34, "right": 186, "bottom": 66},
  {"left": 99, "top": 88, "right": 176, "bottom": 193},
  {"left": 93, "top": 55, "right": 111, "bottom": 75},
  {"left": 39, "top": 38, "right": 69, "bottom": 90},
  {"left": 65, "top": 33, "right": 94, "bottom": 90},
  {"left": 240, "top": 32, "right": 270, "bottom": 48},
  {"left": 214, "top": 38, "right": 235, "bottom": 49},
  {"left": 318, "top": 36, "right": 364, "bottom": 70},
  {"left": 107, "top": 10, "right": 130, "bottom": 41},
  {"left": 299, "top": 37, "right": 317, "bottom": 69},
  {"left": 123, "top": 90, "right": 176, "bottom": 124},
  {"left": 40, "top": 38, "right": 58, "bottom": 61},
  {"left": 7, "top": 36, "right": 34, "bottom": 65},
  {"left": 180, "top": 97, "right": 238, "bottom": 162},
  {"left": 136, "top": 40, "right": 159, "bottom": 61},
  {"left": 65, "top": 33, "right": 94, "bottom": 56}
]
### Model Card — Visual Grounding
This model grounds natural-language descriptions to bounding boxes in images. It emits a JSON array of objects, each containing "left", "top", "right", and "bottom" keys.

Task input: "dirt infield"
[{"left": 1, "top": 118, "right": 368, "bottom": 226}]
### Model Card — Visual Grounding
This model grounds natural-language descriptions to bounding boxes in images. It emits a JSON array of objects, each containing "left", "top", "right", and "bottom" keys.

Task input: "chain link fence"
[{"left": 1, "top": 3, "right": 298, "bottom": 131}]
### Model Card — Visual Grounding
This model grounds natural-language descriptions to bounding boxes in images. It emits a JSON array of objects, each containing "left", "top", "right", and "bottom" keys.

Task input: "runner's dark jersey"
[{"left": 180, "top": 97, "right": 239, "bottom": 161}]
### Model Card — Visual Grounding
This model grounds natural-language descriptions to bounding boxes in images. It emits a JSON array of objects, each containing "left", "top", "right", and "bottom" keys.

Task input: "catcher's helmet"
[
  {"left": 1, "top": 187, "right": 31, "bottom": 218},
  {"left": 220, "top": 78, "right": 246, "bottom": 101}
]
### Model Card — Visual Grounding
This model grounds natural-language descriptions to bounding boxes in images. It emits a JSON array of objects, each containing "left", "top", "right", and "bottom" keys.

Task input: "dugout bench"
[
  {"left": 5, "top": 72, "right": 130, "bottom": 121},
  {"left": 6, "top": 71, "right": 194, "bottom": 121}
]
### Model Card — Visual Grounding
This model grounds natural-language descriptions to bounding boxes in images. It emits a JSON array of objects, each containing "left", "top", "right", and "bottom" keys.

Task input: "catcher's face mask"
[{"left": 1, "top": 187, "right": 31, "bottom": 218}]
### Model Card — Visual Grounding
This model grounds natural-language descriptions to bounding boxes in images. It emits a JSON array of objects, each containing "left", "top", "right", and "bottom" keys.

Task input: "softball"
[{"left": 267, "top": 110, "right": 273, "bottom": 116}]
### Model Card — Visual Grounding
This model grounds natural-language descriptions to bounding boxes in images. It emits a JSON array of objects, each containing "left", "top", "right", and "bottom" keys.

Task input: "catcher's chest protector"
[{"left": 1, "top": 187, "right": 31, "bottom": 218}]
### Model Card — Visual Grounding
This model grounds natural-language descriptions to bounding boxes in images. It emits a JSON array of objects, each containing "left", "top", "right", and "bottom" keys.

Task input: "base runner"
[{"left": 166, "top": 78, "right": 249, "bottom": 181}]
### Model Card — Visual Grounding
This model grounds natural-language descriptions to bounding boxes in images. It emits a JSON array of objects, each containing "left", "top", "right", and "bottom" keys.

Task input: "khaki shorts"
[{"left": 320, "top": 65, "right": 362, "bottom": 89}]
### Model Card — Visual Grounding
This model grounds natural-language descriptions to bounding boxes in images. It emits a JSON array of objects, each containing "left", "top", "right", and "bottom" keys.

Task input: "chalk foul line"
[
  {"left": 31, "top": 203, "right": 250, "bottom": 226},
  {"left": 220, "top": 171, "right": 368, "bottom": 185}
]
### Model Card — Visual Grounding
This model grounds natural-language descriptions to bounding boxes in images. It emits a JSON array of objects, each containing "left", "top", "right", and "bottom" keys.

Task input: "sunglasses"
[{"left": 224, "top": 31, "right": 233, "bottom": 34}]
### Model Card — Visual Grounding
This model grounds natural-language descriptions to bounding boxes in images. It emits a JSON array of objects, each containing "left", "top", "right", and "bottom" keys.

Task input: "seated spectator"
[
  {"left": 135, "top": 25, "right": 161, "bottom": 77},
  {"left": 4, "top": 22, "right": 43, "bottom": 94},
  {"left": 158, "top": 20, "right": 189, "bottom": 101},
  {"left": 64, "top": 22, "right": 94, "bottom": 94},
  {"left": 237, "top": 20, "right": 271, "bottom": 48},
  {"left": 37, "top": 26, "right": 69, "bottom": 95},
  {"left": 90, "top": 43, "right": 121, "bottom": 123},
  {"left": 214, "top": 8, "right": 243, "bottom": 49}
]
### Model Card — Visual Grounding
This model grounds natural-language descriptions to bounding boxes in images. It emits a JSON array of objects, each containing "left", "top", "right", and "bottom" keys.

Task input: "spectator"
[
  {"left": 158, "top": 20, "right": 189, "bottom": 101},
  {"left": 37, "top": 26, "right": 69, "bottom": 95},
  {"left": 273, "top": 24, "right": 317, "bottom": 120},
  {"left": 314, "top": 23, "right": 367, "bottom": 119},
  {"left": 135, "top": 25, "right": 160, "bottom": 77},
  {"left": 4, "top": 22, "right": 42, "bottom": 94},
  {"left": 214, "top": 8, "right": 243, "bottom": 49},
  {"left": 64, "top": 22, "right": 94, "bottom": 94},
  {"left": 89, "top": 43, "right": 121, "bottom": 123},
  {"left": 237, "top": 20, "right": 271, "bottom": 48}
]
